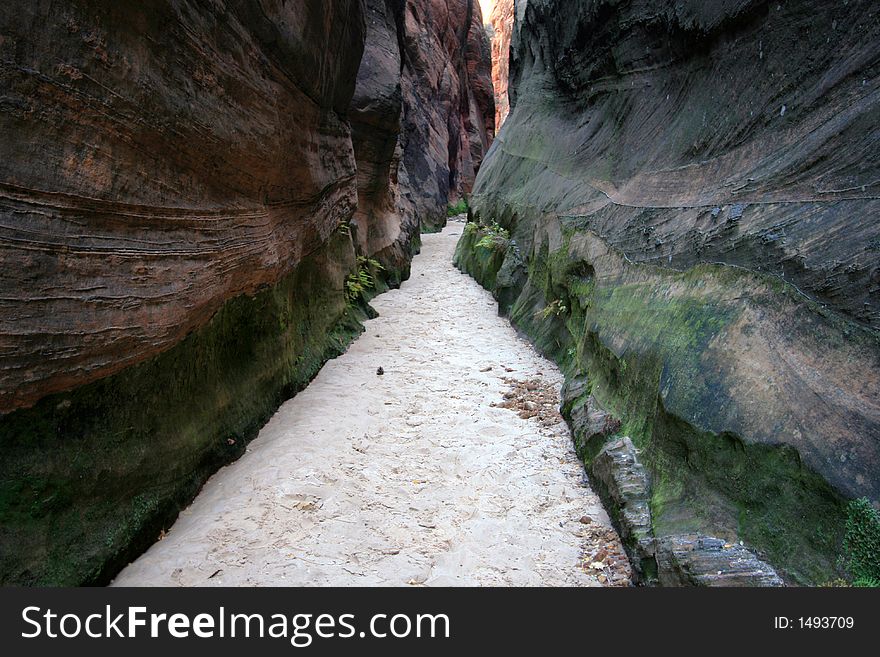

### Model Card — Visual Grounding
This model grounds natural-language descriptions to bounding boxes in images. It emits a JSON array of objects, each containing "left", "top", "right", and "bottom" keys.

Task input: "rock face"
[
  {"left": 351, "top": 0, "right": 495, "bottom": 259},
  {"left": 656, "top": 536, "right": 784, "bottom": 587},
  {"left": 0, "top": 0, "right": 493, "bottom": 584},
  {"left": 458, "top": 0, "right": 880, "bottom": 584},
  {"left": 562, "top": 376, "right": 784, "bottom": 585},
  {"left": 488, "top": 0, "right": 514, "bottom": 130},
  {"left": 590, "top": 437, "right": 656, "bottom": 581},
  {"left": 398, "top": 0, "right": 494, "bottom": 231},
  {"left": 0, "top": 0, "right": 365, "bottom": 415},
  {"left": 349, "top": 0, "right": 416, "bottom": 276},
  {"left": 464, "top": 4, "right": 496, "bottom": 175}
]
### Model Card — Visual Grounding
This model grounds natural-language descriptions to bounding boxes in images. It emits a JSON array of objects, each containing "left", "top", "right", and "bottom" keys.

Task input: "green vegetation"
[
  {"left": 447, "top": 197, "right": 469, "bottom": 216},
  {"left": 345, "top": 256, "right": 384, "bottom": 303},
  {"left": 453, "top": 220, "right": 509, "bottom": 291},
  {"left": 842, "top": 497, "right": 880, "bottom": 586},
  {"left": 474, "top": 221, "right": 510, "bottom": 252},
  {"left": 536, "top": 298, "right": 567, "bottom": 320}
]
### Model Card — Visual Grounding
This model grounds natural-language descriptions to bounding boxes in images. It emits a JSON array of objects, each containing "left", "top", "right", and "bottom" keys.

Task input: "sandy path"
[{"left": 113, "top": 220, "right": 627, "bottom": 587}]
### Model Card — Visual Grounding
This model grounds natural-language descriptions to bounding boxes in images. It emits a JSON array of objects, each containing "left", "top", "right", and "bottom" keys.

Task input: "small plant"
[
  {"left": 854, "top": 577, "right": 880, "bottom": 587},
  {"left": 536, "top": 298, "right": 568, "bottom": 320},
  {"left": 447, "top": 198, "right": 468, "bottom": 216},
  {"left": 345, "top": 256, "right": 384, "bottom": 303},
  {"left": 842, "top": 497, "right": 880, "bottom": 585},
  {"left": 474, "top": 221, "right": 510, "bottom": 252},
  {"left": 359, "top": 255, "right": 382, "bottom": 269},
  {"left": 336, "top": 222, "right": 352, "bottom": 236}
]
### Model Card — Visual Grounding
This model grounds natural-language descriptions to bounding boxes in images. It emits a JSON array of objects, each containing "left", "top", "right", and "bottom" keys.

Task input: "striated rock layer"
[
  {"left": 459, "top": 0, "right": 880, "bottom": 584},
  {"left": 349, "top": 0, "right": 416, "bottom": 274},
  {"left": 351, "top": 0, "right": 494, "bottom": 245},
  {"left": 0, "top": 0, "right": 493, "bottom": 584},
  {"left": 0, "top": 0, "right": 366, "bottom": 415}
]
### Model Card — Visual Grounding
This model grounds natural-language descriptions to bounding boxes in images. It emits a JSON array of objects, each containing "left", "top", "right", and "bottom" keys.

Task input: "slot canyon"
[{"left": 0, "top": 0, "right": 878, "bottom": 587}]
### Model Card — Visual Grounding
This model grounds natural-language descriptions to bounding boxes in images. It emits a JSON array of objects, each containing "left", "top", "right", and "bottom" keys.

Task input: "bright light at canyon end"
[{"left": 478, "top": 0, "right": 494, "bottom": 24}]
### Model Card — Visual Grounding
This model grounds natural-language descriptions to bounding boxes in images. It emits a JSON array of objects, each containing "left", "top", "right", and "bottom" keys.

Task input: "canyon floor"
[{"left": 112, "top": 219, "right": 630, "bottom": 587}]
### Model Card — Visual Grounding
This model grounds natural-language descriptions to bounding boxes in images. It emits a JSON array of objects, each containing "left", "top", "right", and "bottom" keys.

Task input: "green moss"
[
  {"left": 645, "top": 409, "right": 847, "bottom": 584},
  {"left": 579, "top": 278, "right": 848, "bottom": 584},
  {"left": 0, "top": 232, "right": 403, "bottom": 585}
]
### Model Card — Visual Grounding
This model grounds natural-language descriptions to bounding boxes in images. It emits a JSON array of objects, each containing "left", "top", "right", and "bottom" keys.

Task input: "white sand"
[{"left": 112, "top": 221, "right": 622, "bottom": 587}]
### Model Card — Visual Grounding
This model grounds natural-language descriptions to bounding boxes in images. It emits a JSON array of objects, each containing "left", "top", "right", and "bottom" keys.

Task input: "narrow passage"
[{"left": 113, "top": 220, "right": 629, "bottom": 586}]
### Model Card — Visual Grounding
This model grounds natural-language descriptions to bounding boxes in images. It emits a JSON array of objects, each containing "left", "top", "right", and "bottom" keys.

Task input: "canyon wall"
[
  {"left": 458, "top": 0, "right": 880, "bottom": 584},
  {"left": 0, "top": 0, "right": 492, "bottom": 584},
  {"left": 349, "top": 0, "right": 416, "bottom": 277},
  {"left": 398, "top": 0, "right": 494, "bottom": 230},
  {"left": 489, "top": 0, "right": 514, "bottom": 130},
  {"left": 0, "top": 0, "right": 366, "bottom": 416},
  {"left": 350, "top": 0, "right": 494, "bottom": 262}
]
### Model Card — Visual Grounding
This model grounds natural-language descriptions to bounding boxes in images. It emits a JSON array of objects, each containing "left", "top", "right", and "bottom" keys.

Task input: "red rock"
[
  {"left": 0, "top": 0, "right": 366, "bottom": 413},
  {"left": 488, "top": 0, "right": 514, "bottom": 130},
  {"left": 0, "top": 0, "right": 494, "bottom": 585},
  {"left": 463, "top": 1, "right": 496, "bottom": 180},
  {"left": 0, "top": 0, "right": 495, "bottom": 413},
  {"left": 349, "top": 0, "right": 413, "bottom": 272}
]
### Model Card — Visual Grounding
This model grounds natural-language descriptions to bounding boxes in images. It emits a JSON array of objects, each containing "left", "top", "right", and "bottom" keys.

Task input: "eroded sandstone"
[{"left": 398, "top": 0, "right": 494, "bottom": 231}]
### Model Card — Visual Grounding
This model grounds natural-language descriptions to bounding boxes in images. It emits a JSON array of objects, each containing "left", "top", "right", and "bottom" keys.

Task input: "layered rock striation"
[
  {"left": 0, "top": 0, "right": 367, "bottom": 415},
  {"left": 349, "top": 0, "right": 415, "bottom": 276},
  {"left": 458, "top": 0, "right": 880, "bottom": 584}
]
